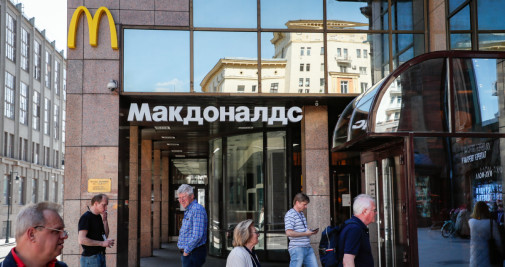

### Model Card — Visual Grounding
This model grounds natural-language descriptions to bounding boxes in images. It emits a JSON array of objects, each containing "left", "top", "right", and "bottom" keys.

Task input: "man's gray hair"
[
  {"left": 177, "top": 184, "right": 194, "bottom": 196},
  {"left": 232, "top": 219, "right": 254, "bottom": 247},
  {"left": 353, "top": 194, "right": 375, "bottom": 215},
  {"left": 15, "top": 202, "right": 61, "bottom": 240}
]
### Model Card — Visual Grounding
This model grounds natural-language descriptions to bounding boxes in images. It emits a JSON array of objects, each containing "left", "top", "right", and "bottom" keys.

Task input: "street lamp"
[{"left": 6, "top": 171, "right": 18, "bottom": 243}]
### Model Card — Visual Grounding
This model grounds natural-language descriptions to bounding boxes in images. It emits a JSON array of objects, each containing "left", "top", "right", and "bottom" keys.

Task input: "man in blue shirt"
[
  {"left": 285, "top": 193, "right": 319, "bottom": 267},
  {"left": 177, "top": 184, "right": 208, "bottom": 267},
  {"left": 338, "top": 194, "right": 376, "bottom": 267}
]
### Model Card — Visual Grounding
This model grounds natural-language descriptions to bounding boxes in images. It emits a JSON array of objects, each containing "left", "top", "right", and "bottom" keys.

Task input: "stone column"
[
  {"left": 429, "top": 0, "right": 447, "bottom": 51},
  {"left": 128, "top": 126, "right": 139, "bottom": 267},
  {"left": 161, "top": 155, "right": 170, "bottom": 242},
  {"left": 301, "top": 105, "right": 330, "bottom": 264},
  {"left": 153, "top": 150, "right": 161, "bottom": 249},
  {"left": 140, "top": 139, "right": 152, "bottom": 257}
]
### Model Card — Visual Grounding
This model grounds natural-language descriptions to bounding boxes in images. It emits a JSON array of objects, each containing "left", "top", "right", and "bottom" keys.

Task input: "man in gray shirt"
[{"left": 284, "top": 193, "right": 319, "bottom": 267}]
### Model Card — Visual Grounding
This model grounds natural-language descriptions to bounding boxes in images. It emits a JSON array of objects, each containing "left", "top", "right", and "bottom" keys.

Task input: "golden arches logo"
[{"left": 68, "top": 6, "right": 118, "bottom": 50}]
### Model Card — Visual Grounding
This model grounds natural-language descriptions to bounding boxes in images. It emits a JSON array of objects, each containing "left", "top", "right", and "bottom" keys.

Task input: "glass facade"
[{"left": 122, "top": 0, "right": 425, "bottom": 93}]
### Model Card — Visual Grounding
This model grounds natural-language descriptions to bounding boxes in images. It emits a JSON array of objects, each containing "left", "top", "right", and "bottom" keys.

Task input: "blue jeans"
[
  {"left": 289, "top": 247, "right": 318, "bottom": 267},
  {"left": 80, "top": 253, "right": 106, "bottom": 267},
  {"left": 181, "top": 245, "right": 206, "bottom": 267}
]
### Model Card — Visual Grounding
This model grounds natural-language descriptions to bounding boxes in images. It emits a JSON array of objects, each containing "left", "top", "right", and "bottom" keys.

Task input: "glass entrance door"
[{"left": 362, "top": 145, "right": 409, "bottom": 267}]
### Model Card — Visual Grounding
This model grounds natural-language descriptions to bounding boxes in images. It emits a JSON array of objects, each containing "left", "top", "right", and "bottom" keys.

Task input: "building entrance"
[{"left": 362, "top": 144, "right": 410, "bottom": 267}]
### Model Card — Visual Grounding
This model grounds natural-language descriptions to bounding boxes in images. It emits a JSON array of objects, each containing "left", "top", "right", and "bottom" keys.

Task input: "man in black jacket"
[{"left": 0, "top": 202, "right": 68, "bottom": 267}]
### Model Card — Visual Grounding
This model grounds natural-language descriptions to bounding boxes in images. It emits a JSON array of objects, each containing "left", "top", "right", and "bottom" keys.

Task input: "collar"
[
  {"left": 185, "top": 200, "right": 197, "bottom": 211},
  {"left": 350, "top": 215, "right": 368, "bottom": 229},
  {"left": 11, "top": 248, "right": 58, "bottom": 267}
]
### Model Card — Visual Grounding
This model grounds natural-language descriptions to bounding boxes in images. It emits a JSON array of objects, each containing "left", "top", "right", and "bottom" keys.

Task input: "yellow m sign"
[{"left": 68, "top": 6, "right": 118, "bottom": 50}]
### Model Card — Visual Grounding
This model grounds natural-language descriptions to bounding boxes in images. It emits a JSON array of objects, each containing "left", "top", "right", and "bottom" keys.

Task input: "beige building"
[{"left": 0, "top": 0, "right": 66, "bottom": 239}]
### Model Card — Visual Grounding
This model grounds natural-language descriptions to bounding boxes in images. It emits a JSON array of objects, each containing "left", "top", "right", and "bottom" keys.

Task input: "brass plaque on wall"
[{"left": 88, "top": 179, "right": 112, "bottom": 193}]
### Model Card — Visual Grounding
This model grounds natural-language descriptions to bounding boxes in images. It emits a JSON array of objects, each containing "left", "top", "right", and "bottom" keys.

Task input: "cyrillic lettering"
[
  {"left": 235, "top": 106, "right": 250, "bottom": 122},
  {"left": 152, "top": 106, "right": 168, "bottom": 122},
  {"left": 169, "top": 106, "right": 183, "bottom": 122},
  {"left": 184, "top": 106, "right": 203, "bottom": 125},
  {"left": 251, "top": 107, "right": 268, "bottom": 122},
  {"left": 287, "top": 107, "right": 303, "bottom": 123},
  {"left": 220, "top": 107, "right": 235, "bottom": 122},
  {"left": 203, "top": 106, "right": 219, "bottom": 122},
  {"left": 268, "top": 107, "right": 287, "bottom": 125},
  {"left": 127, "top": 103, "right": 151, "bottom": 122}
]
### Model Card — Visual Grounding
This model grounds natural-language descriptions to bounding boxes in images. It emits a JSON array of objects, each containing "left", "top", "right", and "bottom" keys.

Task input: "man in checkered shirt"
[{"left": 177, "top": 184, "right": 208, "bottom": 267}]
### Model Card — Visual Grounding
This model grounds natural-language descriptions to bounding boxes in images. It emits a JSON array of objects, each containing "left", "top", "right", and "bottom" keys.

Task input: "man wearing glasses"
[
  {"left": 0, "top": 202, "right": 68, "bottom": 266},
  {"left": 177, "top": 184, "right": 207, "bottom": 267},
  {"left": 337, "top": 194, "right": 377, "bottom": 267},
  {"left": 78, "top": 194, "right": 114, "bottom": 267}
]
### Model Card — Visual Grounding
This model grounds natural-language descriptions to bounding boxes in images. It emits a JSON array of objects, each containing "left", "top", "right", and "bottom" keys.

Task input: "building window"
[
  {"left": 300, "top": 64, "right": 304, "bottom": 71},
  {"left": 364, "top": 49, "right": 368, "bottom": 58},
  {"left": 343, "top": 48, "right": 348, "bottom": 58},
  {"left": 361, "top": 82, "right": 368, "bottom": 93},
  {"left": 54, "top": 61, "right": 60, "bottom": 95},
  {"left": 62, "top": 110, "right": 66, "bottom": 143},
  {"left": 44, "top": 98, "right": 50, "bottom": 135},
  {"left": 54, "top": 180, "right": 58, "bottom": 202},
  {"left": 252, "top": 85, "right": 256, "bottom": 92},
  {"left": 33, "top": 91, "right": 41, "bottom": 131},
  {"left": 45, "top": 51, "right": 52, "bottom": 88},
  {"left": 305, "top": 78, "right": 310, "bottom": 87},
  {"left": 270, "top": 83, "right": 279, "bottom": 93},
  {"left": 4, "top": 72, "right": 15, "bottom": 120},
  {"left": 305, "top": 89, "right": 310, "bottom": 93},
  {"left": 300, "top": 47, "right": 305, "bottom": 56},
  {"left": 3, "top": 176, "right": 9, "bottom": 204},
  {"left": 320, "top": 63, "right": 324, "bottom": 71},
  {"left": 299, "top": 78, "right": 303, "bottom": 87},
  {"left": 31, "top": 178, "right": 38, "bottom": 203},
  {"left": 54, "top": 151, "right": 59, "bottom": 169},
  {"left": 44, "top": 147, "right": 50, "bottom": 167},
  {"left": 357, "top": 49, "right": 361, "bottom": 58},
  {"left": 34, "top": 41, "right": 41, "bottom": 80},
  {"left": 337, "top": 48, "right": 342, "bottom": 57},
  {"left": 18, "top": 177, "right": 25, "bottom": 205},
  {"left": 4, "top": 133, "right": 14, "bottom": 158},
  {"left": 341, "top": 81, "right": 348, "bottom": 93},
  {"left": 320, "top": 47, "right": 324, "bottom": 55},
  {"left": 20, "top": 83, "right": 28, "bottom": 125},
  {"left": 32, "top": 143, "right": 39, "bottom": 164},
  {"left": 397, "top": 96, "right": 402, "bottom": 104},
  {"left": 6, "top": 14, "right": 16, "bottom": 62},
  {"left": 53, "top": 105, "right": 59, "bottom": 140},
  {"left": 43, "top": 179, "right": 49, "bottom": 201},
  {"left": 237, "top": 85, "right": 245, "bottom": 93},
  {"left": 306, "top": 64, "right": 310, "bottom": 72},
  {"left": 19, "top": 138, "right": 27, "bottom": 161},
  {"left": 21, "top": 28, "right": 30, "bottom": 71},
  {"left": 307, "top": 47, "right": 311, "bottom": 56},
  {"left": 340, "top": 66, "right": 347, "bottom": 73},
  {"left": 320, "top": 78, "right": 325, "bottom": 86},
  {"left": 298, "top": 89, "right": 303, "bottom": 93},
  {"left": 360, "top": 67, "right": 367, "bottom": 75}
]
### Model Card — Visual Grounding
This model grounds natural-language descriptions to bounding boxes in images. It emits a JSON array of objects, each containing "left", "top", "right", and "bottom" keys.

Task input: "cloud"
[{"left": 154, "top": 78, "right": 186, "bottom": 92}]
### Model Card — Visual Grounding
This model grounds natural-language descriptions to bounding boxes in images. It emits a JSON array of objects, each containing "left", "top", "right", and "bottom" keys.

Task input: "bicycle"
[{"left": 441, "top": 219, "right": 456, "bottom": 238}]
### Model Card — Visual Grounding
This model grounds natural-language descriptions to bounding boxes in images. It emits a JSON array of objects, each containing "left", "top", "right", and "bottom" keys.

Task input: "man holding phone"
[{"left": 285, "top": 193, "right": 319, "bottom": 267}]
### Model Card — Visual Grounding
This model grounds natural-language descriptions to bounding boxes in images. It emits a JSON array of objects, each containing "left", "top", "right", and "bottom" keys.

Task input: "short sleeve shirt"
[
  {"left": 78, "top": 211, "right": 106, "bottom": 256},
  {"left": 284, "top": 208, "right": 311, "bottom": 249},
  {"left": 338, "top": 216, "right": 374, "bottom": 267}
]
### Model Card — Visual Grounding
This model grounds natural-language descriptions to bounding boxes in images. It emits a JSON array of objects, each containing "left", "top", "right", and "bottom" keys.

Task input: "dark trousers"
[{"left": 181, "top": 245, "right": 206, "bottom": 267}]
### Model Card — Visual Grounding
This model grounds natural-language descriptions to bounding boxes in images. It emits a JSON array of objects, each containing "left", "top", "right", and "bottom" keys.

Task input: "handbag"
[{"left": 488, "top": 218, "right": 503, "bottom": 265}]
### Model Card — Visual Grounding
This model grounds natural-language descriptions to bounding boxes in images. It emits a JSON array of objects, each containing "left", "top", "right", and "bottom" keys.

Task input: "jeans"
[
  {"left": 181, "top": 245, "right": 206, "bottom": 267},
  {"left": 289, "top": 247, "right": 318, "bottom": 267},
  {"left": 80, "top": 253, "right": 106, "bottom": 267}
]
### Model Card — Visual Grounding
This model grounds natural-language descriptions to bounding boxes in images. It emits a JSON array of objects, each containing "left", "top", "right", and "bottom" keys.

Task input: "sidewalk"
[
  {"left": 141, "top": 243, "right": 287, "bottom": 267},
  {"left": 0, "top": 238, "right": 16, "bottom": 260}
]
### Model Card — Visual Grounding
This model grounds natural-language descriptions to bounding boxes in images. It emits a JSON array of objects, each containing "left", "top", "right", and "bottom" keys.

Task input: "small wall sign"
[{"left": 88, "top": 178, "right": 112, "bottom": 193}]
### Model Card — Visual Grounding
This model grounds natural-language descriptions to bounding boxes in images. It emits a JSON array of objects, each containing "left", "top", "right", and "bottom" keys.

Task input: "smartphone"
[{"left": 311, "top": 228, "right": 319, "bottom": 232}]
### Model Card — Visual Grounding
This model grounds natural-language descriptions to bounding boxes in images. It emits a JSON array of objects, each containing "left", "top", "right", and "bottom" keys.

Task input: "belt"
[{"left": 179, "top": 245, "right": 205, "bottom": 255}]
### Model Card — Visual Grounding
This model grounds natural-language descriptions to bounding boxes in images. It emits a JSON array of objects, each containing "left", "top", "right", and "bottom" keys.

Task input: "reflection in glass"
[
  {"left": 266, "top": 233, "right": 288, "bottom": 250},
  {"left": 374, "top": 58, "right": 447, "bottom": 132},
  {"left": 194, "top": 0, "right": 256, "bottom": 28},
  {"left": 478, "top": 34, "right": 505, "bottom": 51},
  {"left": 209, "top": 139, "right": 223, "bottom": 255},
  {"left": 266, "top": 131, "right": 287, "bottom": 233},
  {"left": 261, "top": 0, "right": 322, "bottom": 29},
  {"left": 123, "top": 30, "right": 189, "bottom": 92},
  {"left": 326, "top": 0, "right": 375, "bottom": 30},
  {"left": 391, "top": 0, "right": 424, "bottom": 31},
  {"left": 225, "top": 132, "right": 263, "bottom": 251},
  {"left": 172, "top": 159, "right": 208, "bottom": 184},
  {"left": 392, "top": 34, "right": 425, "bottom": 69},
  {"left": 414, "top": 137, "right": 503, "bottom": 266},
  {"left": 449, "top": 0, "right": 466, "bottom": 14},
  {"left": 477, "top": 0, "right": 505, "bottom": 30},
  {"left": 449, "top": 5, "right": 470, "bottom": 31},
  {"left": 450, "top": 34, "right": 472, "bottom": 50},
  {"left": 195, "top": 32, "right": 257, "bottom": 93},
  {"left": 453, "top": 58, "right": 501, "bottom": 132}
]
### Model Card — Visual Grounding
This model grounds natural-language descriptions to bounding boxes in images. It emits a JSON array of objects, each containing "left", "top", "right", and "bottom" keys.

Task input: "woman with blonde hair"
[
  {"left": 469, "top": 201, "right": 503, "bottom": 267},
  {"left": 226, "top": 219, "right": 261, "bottom": 267}
]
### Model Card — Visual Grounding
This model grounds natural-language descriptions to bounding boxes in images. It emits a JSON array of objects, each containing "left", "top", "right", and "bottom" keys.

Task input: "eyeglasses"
[
  {"left": 34, "top": 226, "right": 69, "bottom": 238},
  {"left": 251, "top": 231, "right": 260, "bottom": 235}
]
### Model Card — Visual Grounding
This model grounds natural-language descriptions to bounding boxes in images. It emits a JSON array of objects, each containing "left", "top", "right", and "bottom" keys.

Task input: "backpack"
[{"left": 318, "top": 223, "right": 347, "bottom": 267}]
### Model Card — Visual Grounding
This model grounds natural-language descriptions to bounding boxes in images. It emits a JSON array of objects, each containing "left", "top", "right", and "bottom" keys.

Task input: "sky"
[{"left": 15, "top": 0, "right": 67, "bottom": 55}]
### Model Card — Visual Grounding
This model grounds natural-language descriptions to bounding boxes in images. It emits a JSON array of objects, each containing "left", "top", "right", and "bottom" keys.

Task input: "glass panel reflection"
[
  {"left": 392, "top": 34, "right": 425, "bottom": 70},
  {"left": 195, "top": 31, "right": 257, "bottom": 93},
  {"left": 266, "top": 232, "right": 288, "bottom": 250},
  {"left": 450, "top": 5, "right": 470, "bottom": 31},
  {"left": 449, "top": 0, "right": 466, "bottom": 14},
  {"left": 391, "top": 0, "right": 424, "bottom": 30},
  {"left": 451, "top": 34, "right": 472, "bottom": 50},
  {"left": 123, "top": 30, "right": 190, "bottom": 92},
  {"left": 261, "top": 0, "right": 322, "bottom": 29},
  {"left": 414, "top": 137, "right": 503, "bottom": 266},
  {"left": 194, "top": 0, "right": 256, "bottom": 28},
  {"left": 478, "top": 34, "right": 505, "bottom": 51},
  {"left": 209, "top": 139, "right": 223, "bottom": 256},
  {"left": 374, "top": 58, "right": 447, "bottom": 132},
  {"left": 225, "top": 132, "right": 264, "bottom": 251},
  {"left": 172, "top": 159, "right": 208, "bottom": 184},
  {"left": 266, "top": 132, "right": 287, "bottom": 233},
  {"left": 326, "top": 0, "right": 377, "bottom": 30},
  {"left": 453, "top": 58, "right": 501, "bottom": 132},
  {"left": 477, "top": 0, "right": 505, "bottom": 30}
]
